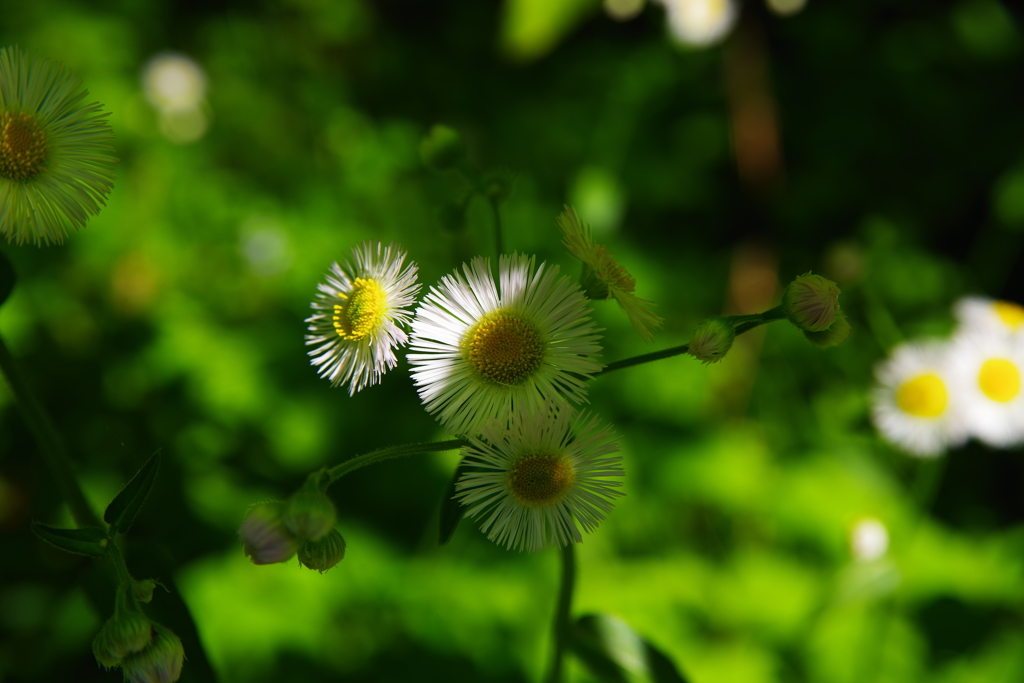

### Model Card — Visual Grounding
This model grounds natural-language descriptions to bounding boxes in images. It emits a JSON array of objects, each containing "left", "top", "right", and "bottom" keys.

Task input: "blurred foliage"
[{"left": 2, "top": 0, "right": 1024, "bottom": 682}]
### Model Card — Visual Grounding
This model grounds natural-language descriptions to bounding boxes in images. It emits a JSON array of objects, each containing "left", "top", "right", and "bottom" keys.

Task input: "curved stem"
[
  {"left": 545, "top": 543, "right": 576, "bottom": 683},
  {"left": 326, "top": 439, "right": 467, "bottom": 484},
  {"left": 0, "top": 333, "right": 100, "bottom": 527}
]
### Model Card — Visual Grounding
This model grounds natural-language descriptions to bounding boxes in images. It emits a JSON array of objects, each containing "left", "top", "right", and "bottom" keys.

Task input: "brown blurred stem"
[{"left": 0, "top": 332, "right": 101, "bottom": 527}]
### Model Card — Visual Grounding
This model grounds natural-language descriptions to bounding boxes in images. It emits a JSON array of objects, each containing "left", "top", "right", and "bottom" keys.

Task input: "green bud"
[
  {"left": 92, "top": 611, "right": 153, "bottom": 669},
  {"left": 298, "top": 528, "right": 347, "bottom": 573},
  {"left": 782, "top": 272, "right": 841, "bottom": 332},
  {"left": 132, "top": 579, "right": 158, "bottom": 604},
  {"left": 419, "top": 124, "right": 465, "bottom": 171},
  {"left": 239, "top": 501, "right": 300, "bottom": 565},
  {"left": 284, "top": 492, "right": 337, "bottom": 541},
  {"left": 120, "top": 623, "right": 184, "bottom": 683},
  {"left": 482, "top": 169, "right": 515, "bottom": 204},
  {"left": 803, "top": 310, "right": 852, "bottom": 348},
  {"left": 686, "top": 318, "right": 736, "bottom": 364}
]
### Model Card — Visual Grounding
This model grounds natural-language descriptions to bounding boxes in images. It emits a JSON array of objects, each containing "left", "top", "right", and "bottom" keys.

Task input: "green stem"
[
  {"left": 599, "top": 306, "right": 788, "bottom": 375},
  {"left": 489, "top": 198, "right": 504, "bottom": 260},
  {"left": 545, "top": 543, "right": 576, "bottom": 683},
  {"left": 0, "top": 332, "right": 100, "bottom": 527},
  {"left": 325, "top": 439, "right": 467, "bottom": 484},
  {"left": 599, "top": 344, "right": 691, "bottom": 375}
]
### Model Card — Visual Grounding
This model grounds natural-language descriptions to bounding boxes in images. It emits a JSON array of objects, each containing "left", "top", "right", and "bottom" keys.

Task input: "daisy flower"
[
  {"left": 954, "top": 296, "right": 1024, "bottom": 339},
  {"left": 305, "top": 242, "right": 420, "bottom": 395},
  {"left": 455, "top": 404, "right": 624, "bottom": 552},
  {"left": 556, "top": 205, "right": 664, "bottom": 341},
  {"left": 407, "top": 253, "right": 603, "bottom": 435},
  {"left": 948, "top": 331, "right": 1024, "bottom": 448},
  {"left": 871, "top": 341, "right": 967, "bottom": 457},
  {"left": 0, "top": 46, "right": 116, "bottom": 246}
]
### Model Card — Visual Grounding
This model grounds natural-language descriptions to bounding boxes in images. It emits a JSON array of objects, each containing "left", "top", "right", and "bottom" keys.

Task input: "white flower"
[
  {"left": 954, "top": 296, "right": 1024, "bottom": 339},
  {"left": 407, "top": 253, "right": 603, "bottom": 435},
  {"left": 657, "top": 0, "right": 737, "bottom": 48},
  {"left": 871, "top": 341, "right": 967, "bottom": 457},
  {"left": 948, "top": 331, "right": 1024, "bottom": 448},
  {"left": 305, "top": 242, "right": 420, "bottom": 395},
  {"left": 455, "top": 404, "right": 624, "bottom": 552}
]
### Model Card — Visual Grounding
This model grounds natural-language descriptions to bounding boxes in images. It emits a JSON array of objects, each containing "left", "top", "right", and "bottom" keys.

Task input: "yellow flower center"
[
  {"left": 464, "top": 309, "right": 544, "bottom": 385},
  {"left": 978, "top": 358, "right": 1021, "bottom": 403},
  {"left": 507, "top": 452, "right": 576, "bottom": 507},
  {"left": 895, "top": 373, "right": 947, "bottom": 418},
  {"left": 333, "top": 277, "right": 386, "bottom": 341},
  {"left": 993, "top": 301, "right": 1024, "bottom": 330},
  {"left": 0, "top": 111, "right": 47, "bottom": 181}
]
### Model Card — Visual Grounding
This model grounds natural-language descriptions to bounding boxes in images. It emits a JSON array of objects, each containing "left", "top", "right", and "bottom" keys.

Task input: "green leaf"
[
  {"left": 104, "top": 452, "right": 161, "bottom": 535},
  {"left": 569, "top": 614, "right": 690, "bottom": 683},
  {"left": 0, "top": 251, "right": 14, "bottom": 307},
  {"left": 31, "top": 522, "right": 109, "bottom": 558},
  {"left": 438, "top": 459, "right": 470, "bottom": 545}
]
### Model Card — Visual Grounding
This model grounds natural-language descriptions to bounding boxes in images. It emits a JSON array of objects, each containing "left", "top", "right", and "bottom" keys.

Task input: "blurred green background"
[{"left": 2, "top": 0, "right": 1024, "bottom": 681}]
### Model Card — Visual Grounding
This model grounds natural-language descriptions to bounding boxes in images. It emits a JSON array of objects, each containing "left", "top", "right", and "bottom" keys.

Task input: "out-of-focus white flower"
[
  {"left": 954, "top": 296, "right": 1024, "bottom": 340},
  {"left": 850, "top": 518, "right": 889, "bottom": 562},
  {"left": 871, "top": 341, "right": 967, "bottom": 457},
  {"left": 656, "top": 0, "right": 738, "bottom": 47},
  {"left": 948, "top": 331, "right": 1024, "bottom": 448},
  {"left": 143, "top": 53, "right": 206, "bottom": 113},
  {"left": 142, "top": 53, "right": 209, "bottom": 144}
]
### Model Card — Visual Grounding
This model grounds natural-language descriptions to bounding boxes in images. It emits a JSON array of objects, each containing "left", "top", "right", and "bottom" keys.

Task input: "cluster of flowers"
[
  {"left": 872, "top": 297, "right": 1024, "bottom": 456},
  {"left": 239, "top": 210, "right": 850, "bottom": 564},
  {"left": 243, "top": 212, "right": 644, "bottom": 559}
]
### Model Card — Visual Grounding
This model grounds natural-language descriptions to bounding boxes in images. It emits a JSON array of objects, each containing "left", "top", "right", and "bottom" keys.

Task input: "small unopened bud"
[
  {"left": 239, "top": 501, "right": 300, "bottom": 565},
  {"left": 298, "top": 528, "right": 347, "bottom": 573},
  {"left": 120, "top": 623, "right": 184, "bottom": 683},
  {"left": 483, "top": 170, "right": 515, "bottom": 204},
  {"left": 284, "top": 492, "right": 337, "bottom": 541},
  {"left": 803, "top": 310, "right": 851, "bottom": 348},
  {"left": 419, "top": 124, "right": 465, "bottom": 171},
  {"left": 132, "top": 579, "right": 158, "bottom": 604},
  {"left": 92, "top": 612, "right": 153, "bottom": 669},
  {"left": 687, "top": 318, "right": 735, "bottom": 364},
  {"left": 782, "top": 272, "right": 841, "bottom": 332}
]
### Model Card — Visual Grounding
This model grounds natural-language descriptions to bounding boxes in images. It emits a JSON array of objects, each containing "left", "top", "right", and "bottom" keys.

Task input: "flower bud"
[
  {"left": 782, "top": 272, "right": 841, "bottom": 332},
  {"left": 686, "top": 318, "right": 735, "bottom": 364},
  {"left": 120, "top": 623, "right": 184, "bottom": 683},
  {"left": 239, "top": 501, "right": 300, "bottom": 565},
  {"left": 483, "top": 169, "right": 515, "bottom": 204},
  {"left": 803, "top": 310, "right": 852, "bottom": 348},
  {"left": 92, "top": 612, "right": 153, "bottom": 669},
  {"left": 419, "top": 124, "right": 465, "bottom": 171},
  {"left": 284, "top": 492, "right": 337, "bottom": 541},
  {"left": 298, "top": 528, "right": 347, "bottom": 573},
  {"left": 132, "top": 579, "right": 158, "bottom": 604}
]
